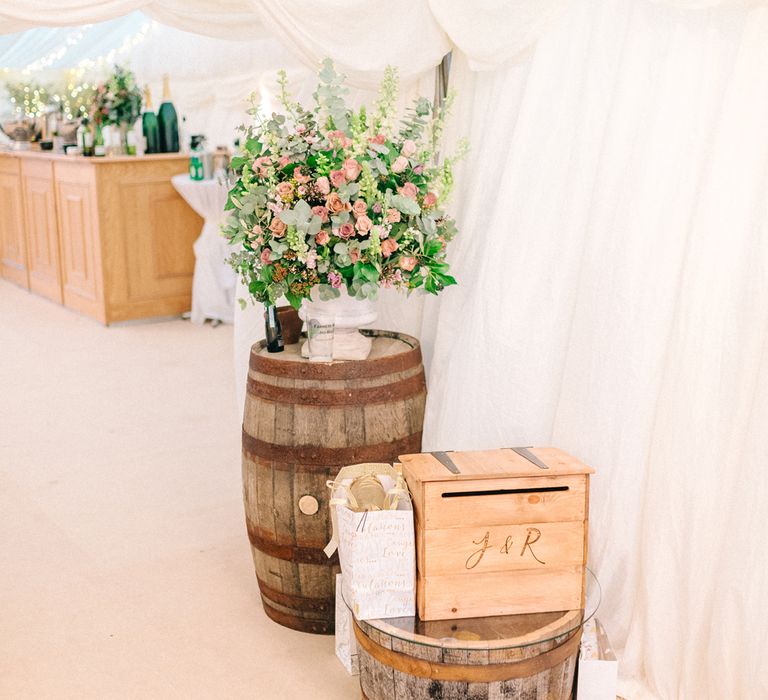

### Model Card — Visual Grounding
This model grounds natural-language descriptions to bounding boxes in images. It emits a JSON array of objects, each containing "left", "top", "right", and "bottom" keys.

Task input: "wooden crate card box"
[{"left": 400, "top": 448, "right": 593, "bottom": 621}]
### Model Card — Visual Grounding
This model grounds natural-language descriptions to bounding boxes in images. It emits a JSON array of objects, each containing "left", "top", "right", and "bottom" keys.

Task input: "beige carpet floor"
[{"left": 0, "top": 280, "right": 358, "bottom": 699}]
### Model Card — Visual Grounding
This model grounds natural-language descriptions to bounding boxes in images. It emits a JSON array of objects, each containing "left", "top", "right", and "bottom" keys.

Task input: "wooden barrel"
[
  {"left": 242, "top": 330, "right": 426, "bottom": 635},
  {"left": 354, "top": 609, "right": 583, "bottom": 699}
]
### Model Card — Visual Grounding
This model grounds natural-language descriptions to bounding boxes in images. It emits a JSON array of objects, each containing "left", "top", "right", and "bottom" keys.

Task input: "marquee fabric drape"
[
  {"left": 0, "top": 0, "right": 263, "bottom": 39},
  {"left": 426, "top": 0, "right": 768, "bottom": 697}
]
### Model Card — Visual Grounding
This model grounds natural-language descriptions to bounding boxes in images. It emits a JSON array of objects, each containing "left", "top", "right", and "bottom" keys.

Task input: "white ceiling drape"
[{"left": 0, "top": 0, "right": 263, "bottom": 40}]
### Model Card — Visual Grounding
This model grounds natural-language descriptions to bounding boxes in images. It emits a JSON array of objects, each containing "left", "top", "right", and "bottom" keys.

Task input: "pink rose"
[
  {"left": 401, "top": 139, "right": 417, "bottom": 158},
  {"left": 275, "top": 181, "right": 294, "bottom": 200},
  {"left": 315, "top": 176, "right": 330, "bottom": 195},
  {"left": 399, "top": 182, "right": 418, "bottom": 200},
  {"left": 423, "top": 192, "right": 437, "bottom": 208},
  {"left": 372, "top": 202, "right": 382, "bottom": 214},
  {"left": 326, "top": 192, "right": 347, "bottom": 214},
  {"left": 343, "top": 158, "right": 362, "bottom": 181},
  {"left": 381, "top": 238, "right": 399, "bottom": 257},
  {"left": 337, "top": 222, "right": 355, "bottom": 239},
  {"left": 386, "top": 208, "right": 401, "bottom": 223},
  {"left": 328, "top": 271, "right": 343, "bottom": 288},
  {"left": 312, "top": 206, "right": 329, "bottom": 223},
  {"left": 352, "top": 200, "right": 368, "bottom": 218},
  {"left": 278, "top": 156, "right": 291, "bottom": 168},
  {"left": 329, "top": 169, "right": 346, "bottom": 188},
  {"left": 399, "top": 256, "right": 417, "bottom": 271},
  {"left": 413, "top": 164, "right": 424, "bottom": 175},
  {"left": 293, "top": 167, "right": 311, "bottom": 184},
  {"left": 391, "top": 156, "right": 408, "bottom": 174},
  {"left": 369, "top": 133, "right": 386, "bottom": 145},
  {"left": 254, "top": 156, "right": 272, "bottom": 177},
  {"left": 349, "top": 247, "right": 361, "bottom": 263},
  {"left": 355, "top": 215, "right": 373, "bottom": 233},
  {"left": 315, "top": 230, "right": 330, "bottom": 245},
  {"left": 326, "top": 130, "right": 351, "bottom": 149},
  {"left": 251, "top": 224, "right": 264, "bottom": 237},
  {"left": 269, "top": 217, "right": 287, "bottom": 237},
  {"left": 260, "top": 248, "right": 272, "bottom": 265}
]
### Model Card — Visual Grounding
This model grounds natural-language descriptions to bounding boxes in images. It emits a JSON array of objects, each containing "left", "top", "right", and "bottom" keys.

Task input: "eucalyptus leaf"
[{"left": 317, "top": 284, "right": 341, "bottom": 301}]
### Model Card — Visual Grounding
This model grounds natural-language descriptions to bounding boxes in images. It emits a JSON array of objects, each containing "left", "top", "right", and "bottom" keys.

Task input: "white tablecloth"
[{"left": 172, "top": 174, "right": 236, "bottom": 325}]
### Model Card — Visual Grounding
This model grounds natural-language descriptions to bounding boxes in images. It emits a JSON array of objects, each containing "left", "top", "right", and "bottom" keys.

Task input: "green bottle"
[
  {"left": 93, "top": 121, "right": 105, "bottom": 157},
  {"left": 142, "top": 86, "right": 160, "bottom": 154},
  {"left": 157, "top": 74, "right": 179, "bottom": 153},
  {"left": 78, "top": 116, "right": 94, "bottom": 157}
]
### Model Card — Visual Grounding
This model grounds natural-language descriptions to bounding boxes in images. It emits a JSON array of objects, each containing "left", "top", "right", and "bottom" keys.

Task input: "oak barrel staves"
[{"left": 242, "top": 330, "right": 427, "bottom": 634}]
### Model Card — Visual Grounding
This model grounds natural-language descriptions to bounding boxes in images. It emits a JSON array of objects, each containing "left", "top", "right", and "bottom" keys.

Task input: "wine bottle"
[
  {"left": 157, "top": 74, "right": 179, "bottom": 153},
  {"left": 78, "top": 116, "right": 94, "bottom": 157},
  {"left": 265, "top": 305, "right": 284, "bottom": 353},
  {"left": 142, "top": 86, "right": 160, "bottom": 154}
]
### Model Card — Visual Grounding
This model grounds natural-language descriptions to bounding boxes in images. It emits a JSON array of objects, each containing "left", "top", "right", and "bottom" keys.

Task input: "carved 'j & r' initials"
[
  {"left": 521, "top": 527, "right": 545, "bottom": 565},
  {"left": 465, "top": 527, "right": 546, "bottom": 569},
  {"left": 465, "top": 531, "right": 491, "bottom": 569}
]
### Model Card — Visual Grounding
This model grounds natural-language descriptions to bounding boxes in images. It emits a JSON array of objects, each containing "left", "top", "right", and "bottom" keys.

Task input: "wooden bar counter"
[{"left": 0, "top": 150, "right": 202, "bottom": 323}]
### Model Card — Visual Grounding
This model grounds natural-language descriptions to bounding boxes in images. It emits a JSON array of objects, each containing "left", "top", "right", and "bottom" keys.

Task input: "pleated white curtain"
[{"left": 427, "top": 1, "right": 768, "bottom": 697}]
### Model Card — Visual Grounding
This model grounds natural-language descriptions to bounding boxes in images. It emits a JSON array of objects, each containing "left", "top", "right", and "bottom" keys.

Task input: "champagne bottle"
[
  {"left": 157, "top": 74, "right": 179, "bottom": 153},
  {"left": 142, "top": 86, "right": 160, "bottom": 154},
  {"left": 265, "top": 305, "right": 284, "bottom": 353}
]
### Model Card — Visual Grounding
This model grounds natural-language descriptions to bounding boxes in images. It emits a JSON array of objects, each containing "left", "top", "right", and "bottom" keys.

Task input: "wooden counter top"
[
  {"left": 0, "top": 150, "right": 201, "bottom": 323},
  {"left": 0, "top": 149, "right": 189, "bottom": 164}
]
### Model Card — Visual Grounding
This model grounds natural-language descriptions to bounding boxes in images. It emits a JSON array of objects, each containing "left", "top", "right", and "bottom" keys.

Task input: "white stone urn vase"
[{"left": 299, "top": 286, "right": 377, "bottom": 360}]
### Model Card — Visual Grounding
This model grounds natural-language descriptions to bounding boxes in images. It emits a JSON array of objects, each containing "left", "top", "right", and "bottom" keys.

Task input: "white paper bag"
[
  {"left": 325, "top": 464, "right": 416, "bottom": 621},
  {"left": 334, "top": 574, "right": 359, "bottom": 675},
  {"left": 577, "top": 617, "right": 618, "bottom": 700}
]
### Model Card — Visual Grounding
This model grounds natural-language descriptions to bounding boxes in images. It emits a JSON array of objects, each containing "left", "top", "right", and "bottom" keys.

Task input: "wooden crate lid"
[{"left": 399, "top": 447, "right": 594, "bottom": 482}]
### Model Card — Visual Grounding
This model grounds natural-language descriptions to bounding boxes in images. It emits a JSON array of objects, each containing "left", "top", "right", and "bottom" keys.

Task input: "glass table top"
[{"left": 347, "top": 568, "right": 600, "bottom": 652}]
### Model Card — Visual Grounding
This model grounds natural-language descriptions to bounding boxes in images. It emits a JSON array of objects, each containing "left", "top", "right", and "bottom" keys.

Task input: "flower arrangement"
[
  {"left": 90, "top": 65, "right": 142, "bottom": 126},
  {"left": 224, "top": 60, "right": 467, "bottom": 310}
]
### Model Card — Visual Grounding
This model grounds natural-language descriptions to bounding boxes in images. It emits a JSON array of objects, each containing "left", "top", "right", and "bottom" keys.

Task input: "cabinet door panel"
[
  {"left": 22, "top": 159, "right": 62, "bottom": 303},
  {"left": 55, "top": 163, "right": 104, "bottom": 320},
  {"left": 0, "top": 159, "right": 28, "bottom": 288},
  {"left": 119, "top": 180, "right": 197, "bottom": 300}
]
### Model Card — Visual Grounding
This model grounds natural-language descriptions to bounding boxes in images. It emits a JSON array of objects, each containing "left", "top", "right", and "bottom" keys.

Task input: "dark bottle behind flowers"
[
  {"left": 157, "top": 74, "right": 179, "bottom": 153},
  {"left": 265, "top": 305, "right": 284, "bottom": 353}
]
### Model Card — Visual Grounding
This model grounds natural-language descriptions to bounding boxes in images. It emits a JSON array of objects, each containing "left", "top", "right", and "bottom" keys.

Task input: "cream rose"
[
  {"left": 326, "top": 192, "right": 346, "bottom": 214},
  {"left": 355, "top": 215, "right": 373, "bottom": 233},
  {"left": 268, "top": 216, "right": 287, "bottom": 237},
  {"left": 401, "top": 139, "right": 417, "bottom": 158},
  {"left": 343, "top": 158, "right": 362, "bottom": 181},
  {"left": 391, "top": 155, "right": 408, "bottom": 174},
  {"left": 381, "top": 238, "right": 399, "bottom": 257},
  {"left": 352, "top": 200, "right": 368, "bottom": 218}
]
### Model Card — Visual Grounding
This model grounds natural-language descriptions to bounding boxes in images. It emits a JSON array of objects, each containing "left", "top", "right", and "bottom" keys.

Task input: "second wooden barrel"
[{"left": 242, "top": 330, "right": 426, "bottom": 634}]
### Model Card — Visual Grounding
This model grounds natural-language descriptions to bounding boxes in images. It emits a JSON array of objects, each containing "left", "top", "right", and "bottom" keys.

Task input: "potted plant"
[{"left": 224, "top": 60, "right": 466, "bottom": 359}]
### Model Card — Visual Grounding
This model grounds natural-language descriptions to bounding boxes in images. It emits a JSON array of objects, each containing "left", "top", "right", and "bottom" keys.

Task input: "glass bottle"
[
  {"left": 93, "top": 121, "right": 105, "bottom": 157},
  {"left": 78, "top": 116, "right": 94, "bottom": 157},
  {"left": 265, "top": 305, "right": 284, "bottom": 353},
  {"left": 157, "top": 74, "right": 179, "bottom": 153},
  {"left": 142, "top": 86, "right": 160, "bottom": 154}
]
